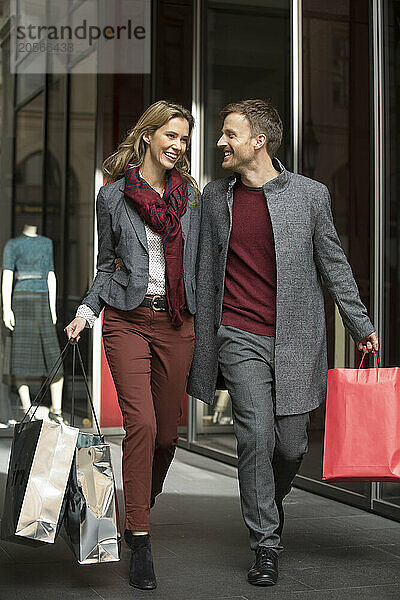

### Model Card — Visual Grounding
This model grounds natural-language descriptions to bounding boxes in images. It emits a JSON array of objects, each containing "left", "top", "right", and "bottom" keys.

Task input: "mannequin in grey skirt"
[
  {"left": 2, "top": 225, "right": 65, "bottom": 423},
  {"left": 187, "top": 99, "right": 379, "bottom": 586}
]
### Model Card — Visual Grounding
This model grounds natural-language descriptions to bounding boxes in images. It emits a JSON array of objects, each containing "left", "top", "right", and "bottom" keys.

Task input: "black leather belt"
[{"left": 141, "top": 295, "right": 168, "bottom": 311}]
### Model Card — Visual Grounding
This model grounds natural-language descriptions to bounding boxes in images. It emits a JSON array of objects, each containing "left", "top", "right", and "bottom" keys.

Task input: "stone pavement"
[{"left": 0, "top": 437, "right": 400, "bottom": 599}]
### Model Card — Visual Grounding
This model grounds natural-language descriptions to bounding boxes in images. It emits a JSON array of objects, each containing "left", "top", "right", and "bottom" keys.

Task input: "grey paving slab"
[
  {"left": 0, "top": 589, "right": 103, "bottom": 600},
  {"left": 106, "top": 558, "right": 312, "bottom": 600},
  {"left": 331, "top": 513, "right": 400, "bottom": 530},
  {"left": 151, "top": 492, "right": 243, "bottom": 526},
  {"left": 245, "top": 586, "right": 400, "bottom": 600},
  {"left": 0, "top": 544, "right": 13, "bottom": 565},
  {"left": 149, "top": 519, "right": 249, "bottom": 559},
  {"left": 198, "top": 597, "right": 249, "bottom": 600},
  {"left": 281, "top": 494, "right": 365, "bottom": 520},
  {"left": 289, "top": 558, "right": 400, "bottom": 590},
  {"left": 0, "top": 438, "right": 398, "bottom": 600},
  {"left": 0, "top": 535, "right": 73, "bottom": 564},
  {"left": 0, "top": 561, "right": 111, "bottom": 599},
  {"left": 370, "top": 542, "right": 400, "bottom": 559},
  {"left": 280, "top": 543, "right": 400, "bottom": 570},
  {"left": 281, "top": 515, "right": 400, "bottom": 549}
]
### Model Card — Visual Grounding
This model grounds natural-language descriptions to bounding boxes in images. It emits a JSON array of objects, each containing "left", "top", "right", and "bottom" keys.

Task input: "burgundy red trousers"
[{"left": 102, "top": 304, "right": 194, "bottom": 531}]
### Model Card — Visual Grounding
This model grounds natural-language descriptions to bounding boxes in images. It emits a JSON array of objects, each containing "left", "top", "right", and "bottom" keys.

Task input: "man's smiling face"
[{"left": 217, "top": 112, "right": 256, "bottom": 173}]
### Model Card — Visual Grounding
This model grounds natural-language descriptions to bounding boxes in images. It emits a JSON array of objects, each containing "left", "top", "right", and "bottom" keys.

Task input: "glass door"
[
  {"left": 298, "top": 0, "right": 372, "bottom": 503},
  {"left": 192, "top": 0, "right": 291, "bottom": 456},
  {"left": 374, "top": 0, "right": 400, "bottom": 518}
]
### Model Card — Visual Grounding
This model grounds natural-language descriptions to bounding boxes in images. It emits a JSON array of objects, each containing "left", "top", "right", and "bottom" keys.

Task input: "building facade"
[{"left": 0, "top": 0, "right": 399, "bottom": 521}]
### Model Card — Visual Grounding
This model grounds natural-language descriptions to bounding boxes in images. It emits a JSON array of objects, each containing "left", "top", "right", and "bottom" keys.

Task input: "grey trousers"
[{"left": 217, "top": 325, "right": 310, "bottom": 551}]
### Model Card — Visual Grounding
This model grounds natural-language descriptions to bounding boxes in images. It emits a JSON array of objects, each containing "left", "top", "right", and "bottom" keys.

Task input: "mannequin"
[
  {"left": 2, "top": 224, "right": 65, "bottom": 422},
  {"left": 212, "top": 389, "right": 233, "bottom": 425}
]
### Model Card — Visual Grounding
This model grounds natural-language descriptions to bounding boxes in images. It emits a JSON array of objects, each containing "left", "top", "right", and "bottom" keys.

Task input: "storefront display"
[
  {"left": 0, "top": 0, "right": 399, "bottom": 522},
  {"left": 2, "top": 227, "right": 64, "bottom": 422}
]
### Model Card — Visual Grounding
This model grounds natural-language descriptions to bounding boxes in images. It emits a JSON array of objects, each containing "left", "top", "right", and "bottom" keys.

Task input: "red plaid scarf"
[{"left": 124, "top": 166, "right": 188, "bottom": 328}]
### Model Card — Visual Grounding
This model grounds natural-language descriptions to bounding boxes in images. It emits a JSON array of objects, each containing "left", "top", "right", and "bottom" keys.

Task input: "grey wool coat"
[
  {"left": 187, "top": 161, "right": 375, "bottom": 416},
  {"left": 82, "top": 178, "right": 201, "bottom": 317}
]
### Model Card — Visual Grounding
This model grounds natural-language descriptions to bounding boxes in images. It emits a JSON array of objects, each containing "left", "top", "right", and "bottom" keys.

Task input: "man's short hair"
[{"left": 220, "top": 99, "right": 283, "bottom": 157}]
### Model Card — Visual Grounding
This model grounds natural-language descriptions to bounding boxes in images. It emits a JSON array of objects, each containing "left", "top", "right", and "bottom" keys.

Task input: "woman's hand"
[{"left": 64, "top": 316, "right": 87, "bottom": 342}]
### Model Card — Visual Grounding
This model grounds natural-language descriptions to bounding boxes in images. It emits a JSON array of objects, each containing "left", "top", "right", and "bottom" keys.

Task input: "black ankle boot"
[{"left": 124, "top": 530, "right": 157, "bottom": 590}]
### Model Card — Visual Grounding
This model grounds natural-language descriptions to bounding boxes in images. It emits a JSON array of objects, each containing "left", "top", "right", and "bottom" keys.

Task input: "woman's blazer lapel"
[{"left": 119, "top": 181, "right": 148, "bottom": 253}]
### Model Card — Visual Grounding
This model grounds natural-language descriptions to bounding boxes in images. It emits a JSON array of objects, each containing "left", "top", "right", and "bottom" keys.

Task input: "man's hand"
[
  {"left": 114, "top": 257, "right": 124, "bottom": 271},
  {"left": 357, "top": 331, "right": 379, "bottom": 353}
]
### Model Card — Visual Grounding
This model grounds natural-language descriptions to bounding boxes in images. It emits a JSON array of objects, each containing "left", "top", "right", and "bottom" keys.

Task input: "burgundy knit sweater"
[{"left": 221, "top": 178, "right": 277, "bottom": 336}]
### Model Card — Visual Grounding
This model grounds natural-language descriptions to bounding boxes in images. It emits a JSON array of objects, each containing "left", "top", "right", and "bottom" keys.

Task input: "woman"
[{"left": 65, "top": 100, "right": 200, "bottom": 590}]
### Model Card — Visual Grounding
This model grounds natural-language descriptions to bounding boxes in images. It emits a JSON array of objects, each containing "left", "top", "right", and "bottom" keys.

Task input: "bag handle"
[
  {"left": 20, "top": 340, "right": 70, "bottom": 426},
  {"left": 70, "top": 341, "right": 103, "bottom": 441},
  {"left": 358, "top": 348, "right": 380, "bottom": 370},
  {"left": 20, "top": 340, "right": 103, "bottom": 441}
]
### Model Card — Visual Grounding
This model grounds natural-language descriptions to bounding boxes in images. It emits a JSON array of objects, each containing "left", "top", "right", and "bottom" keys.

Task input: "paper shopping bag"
[
  {"left": 1, "top": 419, "right": 78, "bottom": 544},
  {"left": 323, "top": 351, "right": 400, "bottom": 482},
  {"left": 63, "top": 343, "right": 120, "bottom": 564},
  {"left": 64, "top": 432, "right": 121, "bottom": 564}
]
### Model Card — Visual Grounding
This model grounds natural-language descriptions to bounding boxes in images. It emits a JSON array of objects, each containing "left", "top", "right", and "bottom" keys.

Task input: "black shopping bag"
[
  {"left": 2, "top": 421, "right": 46, "bottom": 547},
  {"left": 1, "top": 342, "right": 78, "bottom": 546},
  {"left": 1, "top": 420, "right": 78, "bottom": 545}
]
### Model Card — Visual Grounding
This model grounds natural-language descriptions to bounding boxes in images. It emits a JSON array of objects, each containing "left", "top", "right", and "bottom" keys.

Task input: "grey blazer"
[
  {"left": 187, "top": 161, "right": 375, "bottom": 416},
  {"left": 82, "top": 177, "right": 201, "bottom": 316}
]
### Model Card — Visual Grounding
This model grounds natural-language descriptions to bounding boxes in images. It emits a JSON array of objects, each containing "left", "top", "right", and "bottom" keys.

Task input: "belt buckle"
[{"left": 151, "top": 295, "right": 163, "bottom": 311}]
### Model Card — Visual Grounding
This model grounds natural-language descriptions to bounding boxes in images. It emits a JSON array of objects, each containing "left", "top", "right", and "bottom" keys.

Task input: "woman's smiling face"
[{"left": 144, "top": 117, "right": 190, "bottom": 170}]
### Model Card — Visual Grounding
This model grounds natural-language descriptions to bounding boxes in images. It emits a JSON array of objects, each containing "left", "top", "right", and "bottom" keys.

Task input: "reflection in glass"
[
  {"left": 194, "top": 0, "right": 290, "bottom": 454},
  {"left": 16, "top": 74, "right": 45, "bottom": 106},
  {"left": 155, "top": 0, "right": 193, "bottom": 109},
  {"left": 299, "top": 1, "right": 371, "bottom": 497},
  {"left": 0, "top": 36, "right": 16, "bottom": 427},
  {"left": 204, "top": 0, "right": 291, "bottom": 184},
  {"left": 46, "top": 74, "right": 66, "bottom": 282},
  {"left": 3, "top": 75, "right": 47, "bottom": 427},
  {"left": 195, "top": 394, "right": 236, "bottom": 458},
  {"left": 178, "top": 394, "right": 189, "bottom": 441},
  {"left": 14, "top": 93, "right": 44, "bottom": 234},
  {"left": 46, "top": 73, "right": 91, "bottom": 428},
  {"left": 380, "top": 0, "right": 400, "bottom": 508},
  {"left": 1, "top": 229, "right": 64, "bottom": 422},
  {"left": 65, "top": 71, "right": 97, "bottom": 427}
]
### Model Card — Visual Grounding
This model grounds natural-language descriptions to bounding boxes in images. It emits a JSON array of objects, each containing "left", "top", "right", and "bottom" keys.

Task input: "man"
[{"left": 187, "top": 99, "right": 378, "bottom": 587}]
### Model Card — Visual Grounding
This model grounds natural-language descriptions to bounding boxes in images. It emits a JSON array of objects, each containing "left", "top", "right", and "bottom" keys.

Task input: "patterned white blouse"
[{"left": 76, "top": 173, "right": 166, "bottom": 328}]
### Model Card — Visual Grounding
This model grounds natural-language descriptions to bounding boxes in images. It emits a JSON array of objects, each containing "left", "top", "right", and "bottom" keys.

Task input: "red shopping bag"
[{"left": 322, "top": 350, "right": 400, "bottom": 482}]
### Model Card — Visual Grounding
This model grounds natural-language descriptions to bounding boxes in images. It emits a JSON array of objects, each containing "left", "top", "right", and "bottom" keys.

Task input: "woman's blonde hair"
[{"left": 103, "top": 100, "right": 198, "bottom": 193}]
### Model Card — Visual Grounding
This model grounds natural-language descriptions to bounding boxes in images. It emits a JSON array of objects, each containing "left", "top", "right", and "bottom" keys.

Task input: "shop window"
[
  {"left": 14, "top": 93, "right": 44, "bottom": 233},
  {"left": 193, "top": 0, "right": 290, "bottom": 454},
  {"left": 380, "top": 0, "right": 400, "bottom": 509},
  {"left": 299, "top": 0, "right": 371, "bottom": 498}
]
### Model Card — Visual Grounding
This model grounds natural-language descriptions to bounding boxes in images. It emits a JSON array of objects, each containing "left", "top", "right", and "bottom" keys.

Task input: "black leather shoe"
[
  {"left": 124, "top": 530, "right": 157, "bottom": 590},
  {"left": 248, "top": 547, "right": 278, "bottom": 586}
]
